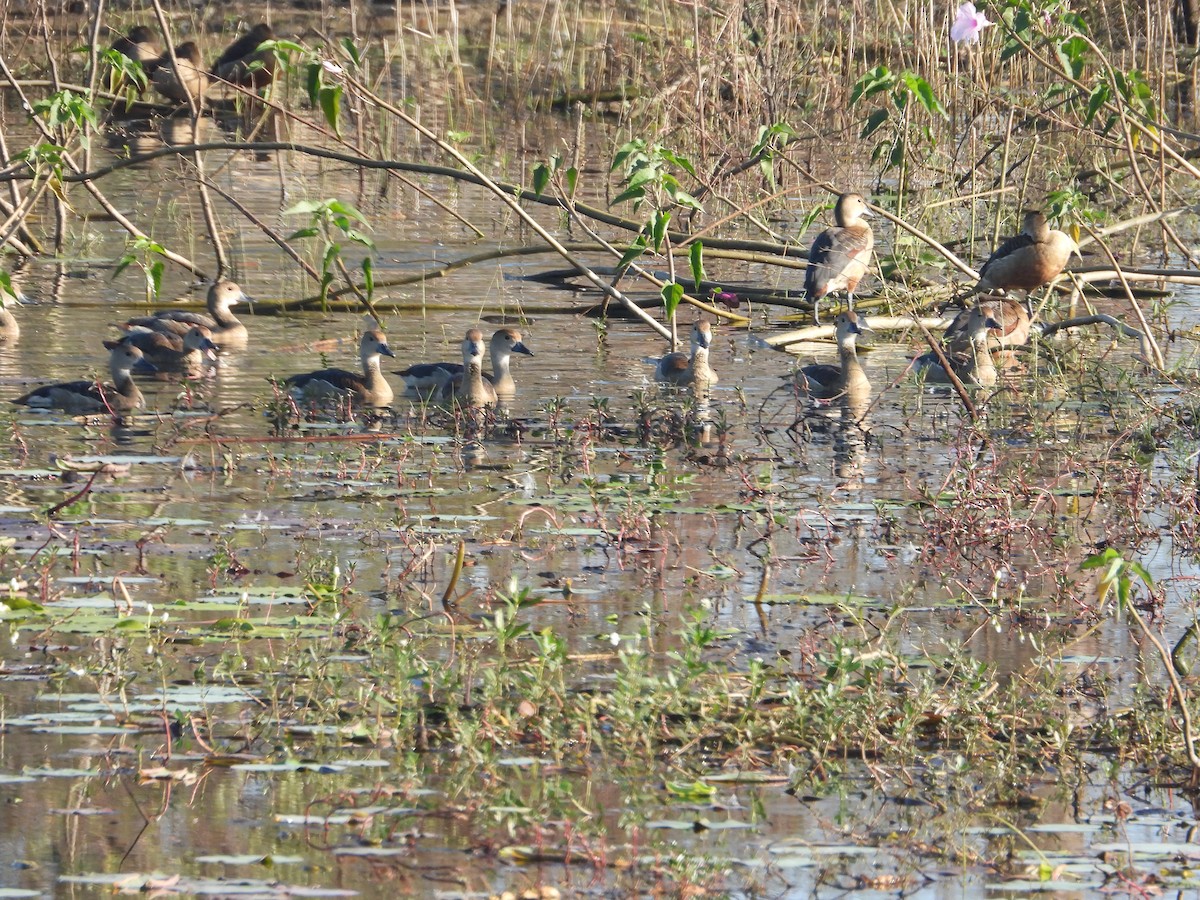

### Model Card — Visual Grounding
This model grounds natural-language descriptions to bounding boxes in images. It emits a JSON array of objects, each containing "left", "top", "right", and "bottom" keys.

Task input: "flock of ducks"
[
  {"left": 5, "top": 280, "right": 542, "bottom": 418},
  {"left": 659, "top": 194, "right": 1074, "bottom": 399},
  {"left": 111, "top": 22, "right": 276, "bottom": 104},
  {"left": 3, "top": 190, "right": 1077, "bottom": 418}
]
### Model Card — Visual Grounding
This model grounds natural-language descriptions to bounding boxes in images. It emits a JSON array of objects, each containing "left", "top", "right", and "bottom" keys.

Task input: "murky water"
[{"left": 0, "top": 86, "right": 1198, "bottom": 897}]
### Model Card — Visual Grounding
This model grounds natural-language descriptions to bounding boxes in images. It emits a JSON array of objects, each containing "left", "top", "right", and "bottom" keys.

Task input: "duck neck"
[
  {"left": 210, "top": 303, "right": 240, "bottom": 328},
  {"left": 491, "top": 349, "right": 516, "bottom": 393},
  {"left": 466, "top": 360, "right": 486, "bottom": 395},
  {"left": 968, "top": 338, "right": 997, "bottom": 386},
  {"left": 111, "top": 367, "right": 141, "bottom": 398},
  {"left": 838, "top": 338, "right": 867, "bottom": 386},
  {"left": 362, "top": 353, "right": 386, "bottom": 389}
]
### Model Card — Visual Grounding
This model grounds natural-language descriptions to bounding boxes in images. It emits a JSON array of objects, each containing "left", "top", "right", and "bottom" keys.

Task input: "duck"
[
  {"left": 944, "top": 295, "right": 1031, "bottom": 355},
  {"left": 123, "top": 281, "right": 250, "bottom": 349},
  {"left": 212, "top": 23, "right": 276, "bottom": 90},
  {"left": 112, "top": 26, "right": 160, "bottom": 70},
  {"left": 150, "top": 41, "right": 209, "bottom": 105},
  {"left": 962, "top": 210, "right": 1076, "bottom": 300},
  {"left": 13, "top": 342, "right": 157, "bottom": 414},
  {"left": 655, "top": 320, "right": 718, "bottom": 387},
  {"left": 285, "top": 329, "right": 396, "bottom": 407},
  {"left": 118, "top": 325, "right": 218, "bottom": 373},
  {"left": 914, "top": 305, "right": 1002, "bottom": 387},
  {"left": 804, "top": 192, "right": 874, "bottom": 325},
  {"left": 438, "top": 329, "right": 498, "bottom": 407},
  {"left": 397, "top": 328, "right": 534, "bottom": 399},
  {"left": 795, "top": 311, "right": 872, "bottom": 399}
]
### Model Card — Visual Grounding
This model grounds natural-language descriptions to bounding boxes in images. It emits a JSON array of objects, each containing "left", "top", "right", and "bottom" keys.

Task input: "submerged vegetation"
[{"left": 1, "top": 0, "right": 1200, "bottom": 894}]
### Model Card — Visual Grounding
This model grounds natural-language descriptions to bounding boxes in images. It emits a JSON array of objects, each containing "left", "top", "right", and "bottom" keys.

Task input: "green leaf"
[
  {"left": 340, "top": 37, "right": 363, "bottom": 68},
  {"left": 305, "top": 61, "right": 322, "bottom": 107},
  {"left": 689, "top": 242, "right": 705, "bottom": 292},
  {"left": 849, "top": 65, "right": 893, "bottom": 105},
  {"left": 149, "top": 260, "right": 164, "bottom": 298},
  {"left": 269, "top": 39, "right": 306, "bottom": 54},
  {"left": 321, "top": 243, "right": 340, "bottom": 273},
  {"left": 612, "top": 185, "right": 646, "bottom": 207},
  {"left": 660, "top": 149, "right": 697, "bottom": 178},
  {"left": 318, "top": 85, "right": 342, "bottom": 136},
  {"left": 113, "top": 254, "right": 136, "bottom": 278},
  {"left": 611, "top": 139, "right": 646, "bottom": 172},
  {"left": 758, "top": 156, "right": 775, "bottom": 188},
  {"left": 1056, "top": 36, "right": 1089, "bottom": 80},
  {"left": 861, "top": 107, "right": 890, "bottom": 138},
  {"left": 651, "top": 211, "right": 671, "bottom": 252},
  {"left": 617, "top": 234, "right": 648, "bottom": 269},
  {"left": 361, "top": 257, "right": 374, "bottom": 299},
  {"left": 532, "top": 163, "right": 551, "bottom": 198},
  {"left": 342, "top": 228, "right": 375, "bottom": 249},
  {"left": 326, "top": 199, "right": 369, "bottom": 225},
  {"left": 661, "top": 281, "right": 684, "bottom": 319},
  {"left": 1081, "top": 547, "right": 1120, "bottom": 571},
  {"left": 0, "top": 271, "right": 16, "bottom": 303},
  {"left": 565, "top": 166, "right": 578, "bottom": 197},
  {"left": 284, "top": 199, "right": 325, "bottom": 216},
  {"left": 626, "top": 163, "right": 660, "bottom": 191},
  {"left": 669, "top": 188, "right": 702, "bottom": 211},
  {"left": 902, "top": 73, "right": 948, "bottom": 118},
  {"left": 1085, "top": 84, "right": 1109, "bottom": 124}
]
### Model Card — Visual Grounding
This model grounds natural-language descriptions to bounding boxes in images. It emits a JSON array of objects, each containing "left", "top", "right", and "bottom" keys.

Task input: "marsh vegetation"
[{"left": 1, "top": 0, "right": 1200, "bottom": 896}]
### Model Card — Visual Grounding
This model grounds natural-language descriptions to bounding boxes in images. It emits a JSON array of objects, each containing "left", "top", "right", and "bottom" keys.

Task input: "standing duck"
[
  {"left": 123, "top": 281, "right": 250, "bottom": 349},
  {"left": 14, "top": 342, "right": 157, "bottom": 414},
  {"left": 397, "top": 328, "right": 533, "bottom": 399},
  {"left": 795, "top": 311, "right": 872, "bottom": 399},
  {"left": 439, "top": 329, "right": 498, "bottom": 407},
  {"left": 212, "top": 23, "right": 276, "bottom": 90},
  {"left": 914, "top": 305, "right": 1002, "bottom": 387},
  {"left": 285, "top": 330, "right": 396, "bottom": 407},
  {"left": 655, "top": 320, "right": 718, "bottom": 387},
  {"left": 804, "top": 192, "right": 874, "bottom": 325},
  {"left": 150, "top": 41, "right": 209, "bottom": 105},
  {"left": 963, "top": 211, "right": 1076, "bottom": 301}
]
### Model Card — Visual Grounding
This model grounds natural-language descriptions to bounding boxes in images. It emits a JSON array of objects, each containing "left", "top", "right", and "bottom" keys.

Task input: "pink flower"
[{"left": 951, "top": 2, "right": 993, "bottom": 44}]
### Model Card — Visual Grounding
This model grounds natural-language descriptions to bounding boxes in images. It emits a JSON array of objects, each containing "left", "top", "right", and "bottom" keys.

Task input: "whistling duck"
[
  {"left": 439, "top": 329, "right": 498, "bottom": 407},
  {"left": 285, "top": 330, "right": 396, "bottom": 407},
  {"left": 119, "top": 325, "right": 218, "bottom": 373},
  {"left": 914, "top": 305, "right": 1002, "bottom": 387},
  {"left": 151, "top": 41, "right": 209, "bottom": 105},
  {"left": 655, "top": 320, "right": 718, "bottom": 387},
  {"left": 964, "top": 211, "right": 1076, "bottom": 300},
  {"left": 945, "top": 295, "right": 1031, "bottom": 355},
  {"left": 14, "top": 342, "right": 157, "bottom": 414},
  {"left": 124, "top": 281, "right": 250, "bottom": 349},
  {"left": 212, "top": 23, "right": 276, "bottom": 90},
  {"left": 397, "top": 328, "right": 533, "bottom": 399},
  {"left": 804, "top": 192, "right": 874, "bottom": 325},
  {"left": 795, "top": 311, "right": 872, "bottom": 399}
]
